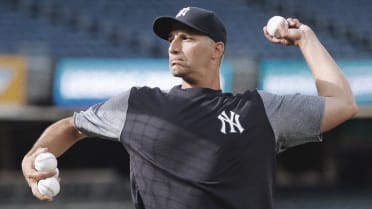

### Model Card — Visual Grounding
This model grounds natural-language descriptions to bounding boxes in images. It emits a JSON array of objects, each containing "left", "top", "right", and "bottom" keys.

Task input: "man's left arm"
[{"left": 264, "top": 18, "right": 358, "bottom": 133}]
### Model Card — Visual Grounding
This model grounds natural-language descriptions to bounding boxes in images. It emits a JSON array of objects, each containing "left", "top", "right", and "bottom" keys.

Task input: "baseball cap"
[{"left": 153, "top": 7, "right": 227, "bottom": 44}]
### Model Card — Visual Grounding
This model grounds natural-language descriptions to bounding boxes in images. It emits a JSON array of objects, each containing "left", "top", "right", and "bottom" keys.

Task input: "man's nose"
[{"left": 169, "top": 39, "right": 180, "bottom": 54}]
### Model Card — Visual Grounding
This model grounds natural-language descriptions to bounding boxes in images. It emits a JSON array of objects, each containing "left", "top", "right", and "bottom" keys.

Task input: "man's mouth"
[{"left": 170, "top": 58, "right": 184, "bottom": 66}]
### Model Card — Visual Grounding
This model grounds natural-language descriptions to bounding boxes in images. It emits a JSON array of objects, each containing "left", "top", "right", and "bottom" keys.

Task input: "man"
[{"left": 22, "top": 6, "right": 357, "bottom": 209}]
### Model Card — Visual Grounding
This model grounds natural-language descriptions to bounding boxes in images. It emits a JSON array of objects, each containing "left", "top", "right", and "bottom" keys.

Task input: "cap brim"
[
  {"left": 153, "top": 16, "right": 207, "bottom": 41},
  {"left": 153, "top": 17, "right": 177, "bottom": 41}
]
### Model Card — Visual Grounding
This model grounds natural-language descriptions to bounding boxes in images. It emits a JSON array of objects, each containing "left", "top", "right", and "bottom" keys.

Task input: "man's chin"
[{"left": 171, "top": 69, "right": 184, "bottom": 78}]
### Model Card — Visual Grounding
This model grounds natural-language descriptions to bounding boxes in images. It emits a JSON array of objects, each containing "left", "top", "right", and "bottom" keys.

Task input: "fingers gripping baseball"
[
  {"left": 22, "top": 148, "right": 59, "bottom": 201},
  {"left": 263, "top": 16, "right": 306, "bottom": 46},
  {"left": 287, "top": 18, "right": 302, "bottom": 28}
]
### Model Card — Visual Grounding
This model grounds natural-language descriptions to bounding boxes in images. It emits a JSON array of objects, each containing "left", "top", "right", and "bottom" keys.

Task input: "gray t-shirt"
[{"left": 74, "top": 88, "right": 324, "bottom": 153}]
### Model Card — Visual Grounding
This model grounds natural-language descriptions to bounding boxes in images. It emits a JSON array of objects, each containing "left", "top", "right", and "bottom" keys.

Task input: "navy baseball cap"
[{"left": 153, "top": 7, "right": 227, "bottom": 44}]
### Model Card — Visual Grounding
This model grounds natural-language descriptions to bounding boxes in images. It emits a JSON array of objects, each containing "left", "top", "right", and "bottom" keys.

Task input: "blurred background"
[{"left": 0, "top": 0, "right": 372, "bottom": 208}]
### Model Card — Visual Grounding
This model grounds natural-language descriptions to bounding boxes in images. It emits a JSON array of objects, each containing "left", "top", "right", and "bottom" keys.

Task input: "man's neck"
[{"left": 181, "top": 80, "right": 221, "bottom": 90}]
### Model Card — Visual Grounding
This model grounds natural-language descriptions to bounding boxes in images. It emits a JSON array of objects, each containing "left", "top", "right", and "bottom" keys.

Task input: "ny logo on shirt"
[{"left": 217, "top": 110, "right": 245, "bottom": 134}]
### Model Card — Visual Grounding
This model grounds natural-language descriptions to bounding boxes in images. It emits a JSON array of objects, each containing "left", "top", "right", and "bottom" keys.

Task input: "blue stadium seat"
[{"left": 0, "top": 0, "right": 370, "bottom": 59}]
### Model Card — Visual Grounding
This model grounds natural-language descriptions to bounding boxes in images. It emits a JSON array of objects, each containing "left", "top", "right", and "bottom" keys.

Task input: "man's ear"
[{"left": 213, "top": 42, "right": 225, "bottom": 59}]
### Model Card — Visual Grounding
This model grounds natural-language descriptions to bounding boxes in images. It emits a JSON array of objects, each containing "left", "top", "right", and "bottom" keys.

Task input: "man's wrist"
[{"left": 297, "top": 26, "right": 317, "bottom": 49}]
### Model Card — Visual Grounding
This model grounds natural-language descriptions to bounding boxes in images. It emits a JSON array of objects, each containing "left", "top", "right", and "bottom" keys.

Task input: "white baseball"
[
  {"left": 37, "top": 177, "right": 60, "bottom": 197},
  {"left": 54, "top": 168, "right": 59, "bottom": 178},
  {"left": 266, "top": 16, "right": 288, "bottom": 38},
  {"left": 34, "top": 152, "right": 58, "bottom": 171}
]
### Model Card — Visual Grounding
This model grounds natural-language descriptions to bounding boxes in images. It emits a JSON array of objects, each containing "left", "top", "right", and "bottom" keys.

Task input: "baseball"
[
  {"left": 266, "top": 16, "right": 288, "bottom": 38},
  {"left": 37, "top": 177, "right": 60, "bottom": 197},
  {"left": 54, "top": 168, "right": 59, "bottom": 178},
  {"left": 34, "top": 152, "right": 58, "bottom": 171}
]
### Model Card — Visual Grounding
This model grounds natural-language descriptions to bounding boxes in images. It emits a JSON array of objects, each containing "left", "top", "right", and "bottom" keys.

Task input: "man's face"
[{"left": 168, "top": 28, "right": 216, "bottom": 82}]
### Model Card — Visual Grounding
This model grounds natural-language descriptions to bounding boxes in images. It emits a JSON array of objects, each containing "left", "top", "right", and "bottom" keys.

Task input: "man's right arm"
[{"left": 22, "top": 117, "right": 86, "bottom": 201}]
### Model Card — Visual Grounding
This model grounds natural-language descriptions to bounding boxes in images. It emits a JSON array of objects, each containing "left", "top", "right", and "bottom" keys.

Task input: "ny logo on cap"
[{"left": 176, "top": 7, "right": 191, "bottom": 17}]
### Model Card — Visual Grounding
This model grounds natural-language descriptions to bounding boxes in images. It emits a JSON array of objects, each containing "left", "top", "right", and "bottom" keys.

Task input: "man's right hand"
[{"left": 22, "top": 147, "right": 58, "bottom": 201}]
